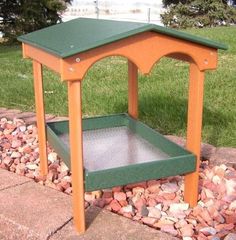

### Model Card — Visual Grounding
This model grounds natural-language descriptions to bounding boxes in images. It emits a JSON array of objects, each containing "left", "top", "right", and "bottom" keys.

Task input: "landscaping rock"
[{"left": 1, "top": 117, "right": 236, "bottom": 239}]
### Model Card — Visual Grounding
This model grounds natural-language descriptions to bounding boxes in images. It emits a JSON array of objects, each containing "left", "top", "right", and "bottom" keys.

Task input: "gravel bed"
[{"left": 0, "top": 118, "right": 235, "bottom": 239}]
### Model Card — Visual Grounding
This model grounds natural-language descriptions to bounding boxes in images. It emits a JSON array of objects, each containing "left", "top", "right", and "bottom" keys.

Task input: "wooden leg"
[
  {"left": 184, "top": 63, "right": 205, "bottom": 207},
  {"left": 68, "top": 80, "right": 85, "bottom": 233},
  {"left": 128, "top": 60, "right": 138, "bottom": 119},
  {"left": 33, "top": 60, "right": 48, "bottom": 176}
]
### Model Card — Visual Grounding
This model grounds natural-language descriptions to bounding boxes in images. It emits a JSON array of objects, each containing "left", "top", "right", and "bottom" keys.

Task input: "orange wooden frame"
[{"left": 24, "top": 31, "right": 218, "bottom": 233}]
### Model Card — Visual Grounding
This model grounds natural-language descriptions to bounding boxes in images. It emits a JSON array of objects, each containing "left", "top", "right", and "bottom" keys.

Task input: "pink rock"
[
  {"left": 114, "top": 192, "right": 126, "bottom": 202},
  {"left": 175, "top": 219, "right": 188, "bottom": 229},
  {"left": 10, "top": 151, "right": 21, "bottom": 158},
  {"left": 199, "top": 227, "right": 217, "bottom": 236},
  {"left": 126, "top": 191, "right": 133, "bottom": 198},
  {"left": 112, "top": 186, "right": 123, "bottom": 192},
  {"left": 15, "top": 163, "right": 25, "bottom": 175},
  {"left": 142, "top": 217, "right": 157, "bottom": 226},
  {"left": 125, "top": 181, "right": 147, "bottom": 190},
  {"left": 47, "top": 170, "right": 58, "bottom": 182},
  {"left": 84, "top": 192, "right": 96, "bottom": 202},
  {"left": 155, "top": 219, "right": 175, "bottom": 229},
  {"left": 11, "top": 139, "right": 21, "bottom": 148},
  {"left": 133, "top": 198, "right": 146, "bottom": 211},
  {"left": 0, "top": 162, "right": 9, "bottom": 170},
  {"left": 224, "top": 233, "right": 236, "bottom": 240},
  {"left": 147, "top": 207, "right": 161, "bottom": 219},
  {"left": 123, "top": 212, "right": 132, "bottom": 219},
  {"left": 102, "top": 190, "right": 113, "bottom": 199},
  {"left": 147, "top": 180, "right": 160, "bottom": 193},
  {"left": 94, "top": 198, "right": 106, "bottom": 208},
  {"left": 162, "top": 192, "right": 176, "bottom": 200},
  {"left": 147, "top": 198, "right": 157, "bottom": 207},
  {"left": 160, "top": 224, "right": 178, "bottom": 236},
  {"left": 110, "top": 200, "right": 121, "bottom": 212},
  {"left": 25, "top": 171, "right": 35, "bottom": 179},
  {"left": 180, "top": 224, "right": 194, "bottom": 237},
  {"left": 229, "top": 200, "right": 236, "bottom": 210},
  {"left": 2, "top": 142, "right": 11, "bottom": 149},
  {"left": 132, "top": 187, "right": 145, "bottom": 195},
  {"left": 161, "top": 182, "right": 179, "bottom": 193},
  {"left": 200, "top": 209, "right": 213, "bottom": 225},
  {"left": 215, "top": 223, "right": 234, "bottom": 231},
  {"left": 119, "top": 200, "right": 128, "bottom": 207},
  {"left": 22, "top": 146, "right": 32, "bottom": 154},
  {"left": 3, "top": 157, "right": 13, "bottom": 166},
  {"left": 64, "top": 187, "right": 72, "bottom": 194},
  {"left": 224, "top": 213, "right": 236, "bottom": 224},
  {"left": 213, "top": 212, "right": 225, "bottom": 224}
]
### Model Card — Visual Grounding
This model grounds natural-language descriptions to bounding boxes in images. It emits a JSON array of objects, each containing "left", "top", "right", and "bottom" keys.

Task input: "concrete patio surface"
[{"left": 0, "top": 169, "right": 177, "bottom": 240}]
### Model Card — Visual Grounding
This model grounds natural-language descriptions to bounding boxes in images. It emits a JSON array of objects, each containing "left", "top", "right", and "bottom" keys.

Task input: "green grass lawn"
[{"left": 0, "top": 26, "right": 235, "bottom": 147}]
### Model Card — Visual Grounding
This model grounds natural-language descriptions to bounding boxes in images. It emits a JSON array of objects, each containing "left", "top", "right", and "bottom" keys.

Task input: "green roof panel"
[{"left": 17, "top": 18, "right": 227, "bottom": 58}]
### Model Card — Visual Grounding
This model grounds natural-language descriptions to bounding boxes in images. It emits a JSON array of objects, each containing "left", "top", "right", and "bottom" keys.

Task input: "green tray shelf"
[{"left": 46, "top": 113, "right": 196, "bottom": 191}]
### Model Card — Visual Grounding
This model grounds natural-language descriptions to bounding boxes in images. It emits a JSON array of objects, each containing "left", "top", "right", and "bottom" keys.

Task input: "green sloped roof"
[{"left": 17, "top": 18, "right": 227, "bottom": 58}]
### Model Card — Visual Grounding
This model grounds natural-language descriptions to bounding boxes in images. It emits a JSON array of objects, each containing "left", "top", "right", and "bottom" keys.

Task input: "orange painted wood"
[
  {"left": 184, "top": 63, "right": 205, "bottom": 207},
  {"left": 61, "top": 31, "right": 217, "bottom": 81},
  {"left": 68, "top": 80, "right": 85, "bottom": 233},
  {"left": 24, "top": 44, "right": 61, "bottom": 74},
  {"left": 32, "top": 60, "right": 48, "bottom": 176},
  {"left": 128, "top": 61, "right": 138, "bottom": 119}
]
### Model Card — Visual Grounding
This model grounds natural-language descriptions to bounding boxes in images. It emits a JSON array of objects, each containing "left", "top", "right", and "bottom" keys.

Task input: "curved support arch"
[{"left": 60, "top": 31, "right": 217, "bottom": 81}]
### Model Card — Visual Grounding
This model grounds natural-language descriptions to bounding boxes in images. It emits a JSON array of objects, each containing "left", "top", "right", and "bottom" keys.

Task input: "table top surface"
[{"left": 18, "top": 18, "right": 227, "bottom": 58}]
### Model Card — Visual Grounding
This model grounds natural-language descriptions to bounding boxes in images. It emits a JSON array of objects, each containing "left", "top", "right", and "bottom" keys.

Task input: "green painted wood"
[
  {"left": 46, "top": 113, "right": 196, "bottom": 191},
  {"left": 85, "top": 155, "right": 195, "bottom": 191},
  {"left": 46, "top": 125, "right": 71, "bottom": 169},
  {"left": 18, "top": 18, "right": 227, "bottom": 58}
]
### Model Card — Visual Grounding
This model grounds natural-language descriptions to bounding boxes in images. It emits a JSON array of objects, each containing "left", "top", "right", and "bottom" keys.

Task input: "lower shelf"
[{"left": 46, "top": 113, "right": 196, "bottom": 191}]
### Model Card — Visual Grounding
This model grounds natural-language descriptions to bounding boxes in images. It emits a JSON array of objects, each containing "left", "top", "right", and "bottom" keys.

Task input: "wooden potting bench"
[{"left": 18, "top": 18, "right": 227, "bottom": 233}]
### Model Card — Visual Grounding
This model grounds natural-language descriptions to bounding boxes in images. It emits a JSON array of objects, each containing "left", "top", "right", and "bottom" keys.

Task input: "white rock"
[
  {"left": 19, "top": 125, "right": 26, "bottom": 132},
  {"left": 220, "top": 164, "right": 227, "bottom": 171},
  {"left": 200, "top": 227, "right": 217, "bottom": 236},
  {"left": 26, "top": 163, "right": 38, "bottom": 170},
  {"left": 122, "top": 205, "right": 134, "bottom": 214},
  {"left": 212, "top": 175, "right": 221, "bottom": 184},
  {"left": 204, "top": 188, "right": 215, "bottom": 198},
  {"left": 147, "top": 207, "right": 161, "bottom": 219},
  {"left": 161, "top": 182, "right": 179, "bottom": 193},
  {"left": 229, "top": 200, "right": 236, "bottom": 210},
  {"left": 10, "top": 152, "right": 21, "bottom": 158},
  {"left": 169, "top": 203, "right": 189, "bottom": 213},
  {"left": 198, "top": 201, "right": 205, "bottom": 207},
  {"left": 224, "top": 233, "right": 236, "bottom": 240},
  {"left": 48, "top": 152, "right": 57, "bottom": 163},
  {"left": 225, "top": 179, "right": 236, "bottom": 195},
  {"left": 155, "top": 203, "right": 162, "bottom": 211},
  {"left": 60, "top": 161, "right": 69, "bottom": 172},
  {"left": 183, "top": 237, "right": 193, "bottom": 240}
]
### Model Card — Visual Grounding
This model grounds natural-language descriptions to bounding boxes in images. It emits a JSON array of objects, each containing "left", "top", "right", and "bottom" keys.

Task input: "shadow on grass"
[{"left": 114, "top": 93, "right": 231, "bottom": 146}]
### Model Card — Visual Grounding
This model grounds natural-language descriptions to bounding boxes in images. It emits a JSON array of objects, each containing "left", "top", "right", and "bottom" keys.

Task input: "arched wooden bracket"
[{"left": 60, "top": 32, "right": 218, "bottom": 81}]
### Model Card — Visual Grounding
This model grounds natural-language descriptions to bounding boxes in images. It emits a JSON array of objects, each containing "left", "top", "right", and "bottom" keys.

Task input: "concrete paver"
[
  {"left": 0, "top": 168, "right": 31, "bottom": 190},
  {"left": 0, "top": 168, "right": 177, "bottom": 240},
  {"left": 0, "top": 180, "right": 72, "bottom": 240},
  {"left": 50, "top": 206, "right": 178, "bottom": 240}
]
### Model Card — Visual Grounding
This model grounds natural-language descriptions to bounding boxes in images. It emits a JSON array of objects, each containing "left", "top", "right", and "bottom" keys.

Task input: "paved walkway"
[{"left": 0, "top": 168, "right": 177, "bottom": 240}]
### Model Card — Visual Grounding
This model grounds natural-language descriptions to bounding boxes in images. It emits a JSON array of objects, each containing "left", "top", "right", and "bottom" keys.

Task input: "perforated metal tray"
[{"left": 47, "top": 114, "right": 196, "bottom": 191}]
